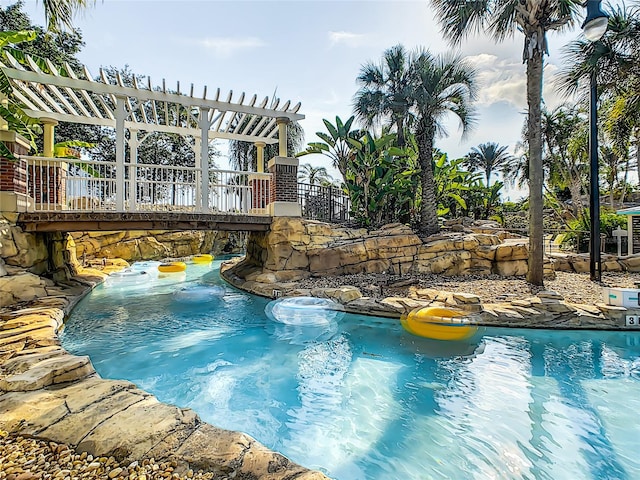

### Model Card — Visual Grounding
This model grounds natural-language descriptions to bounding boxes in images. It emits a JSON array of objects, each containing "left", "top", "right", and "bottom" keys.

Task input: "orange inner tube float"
[
  {"left": 401, "top": 306, "right": 478, "bottom": 341},
  {"left": 158, "top": 261, "right": 187, "bottom": 273}
]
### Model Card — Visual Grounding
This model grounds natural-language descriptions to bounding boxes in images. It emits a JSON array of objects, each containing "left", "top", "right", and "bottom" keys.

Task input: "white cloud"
[
  {"left": 328, "top": 31, "right": 368, "bottom": 48},
  {"left": 464, "top": 54, "right": 568, "bottom": 109},
  {"left": 196, "top": 37, "right": 266, "bottom": 57}
]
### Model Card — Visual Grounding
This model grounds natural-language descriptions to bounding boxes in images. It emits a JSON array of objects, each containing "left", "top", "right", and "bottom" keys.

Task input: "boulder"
[
  {"left": 0, "top": 272, "right": 51, "bottom": 306},
  {"left": 494, "top": 259, "right": 528, "bottom": 276}
]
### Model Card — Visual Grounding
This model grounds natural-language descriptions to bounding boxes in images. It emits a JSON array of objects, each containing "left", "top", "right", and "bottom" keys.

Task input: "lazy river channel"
[{"left": 61, "top": 259, "right": 640, "bottom": 480}]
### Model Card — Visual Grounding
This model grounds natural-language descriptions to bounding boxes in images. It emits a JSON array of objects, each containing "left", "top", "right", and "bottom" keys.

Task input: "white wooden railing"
[{"left": 23, "top": 156, "right": 271, "bottom": 215}]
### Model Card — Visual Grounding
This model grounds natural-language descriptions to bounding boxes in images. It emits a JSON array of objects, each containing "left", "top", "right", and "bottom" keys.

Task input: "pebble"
[
  {"left": 0, "top": 432, "right": 216, "bottom": 480},
  {"left": 299, "top": 271, "right": 640, "bottom": 306}
]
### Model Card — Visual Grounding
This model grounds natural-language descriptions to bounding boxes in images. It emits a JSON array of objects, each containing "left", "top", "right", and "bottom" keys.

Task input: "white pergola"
[{"left": 0, "top": 52, "right": 304, "bottom": 211}]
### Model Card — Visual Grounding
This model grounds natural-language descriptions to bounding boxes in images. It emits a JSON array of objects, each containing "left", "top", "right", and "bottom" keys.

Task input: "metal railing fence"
[{"left": 297, "top": 182, "right": 351, "bottom": 223}]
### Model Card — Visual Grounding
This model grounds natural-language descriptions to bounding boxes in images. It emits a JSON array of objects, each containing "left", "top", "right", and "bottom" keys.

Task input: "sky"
[{"left": 18, "top": 0, "right": 597, "bottom": 200}]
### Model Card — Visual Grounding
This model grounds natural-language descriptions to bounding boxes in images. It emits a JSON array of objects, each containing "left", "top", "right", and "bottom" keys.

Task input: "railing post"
[
  {"left": 115, "top": 95, "right": 126, "bottom": 211},
  {"left": 128, "top": 129, "right": 140, "bottom": 212},
  {"left": 198, "top": 107, "right": 211, "bottom": 213}
]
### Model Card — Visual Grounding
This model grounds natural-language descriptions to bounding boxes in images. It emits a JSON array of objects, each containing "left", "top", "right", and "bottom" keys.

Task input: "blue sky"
[{"left": 20, "top": 0, "right": 596, "bottom": 200}]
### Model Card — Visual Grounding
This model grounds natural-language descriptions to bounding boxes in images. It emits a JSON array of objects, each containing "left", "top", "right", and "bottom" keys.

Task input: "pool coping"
[{"left": 219, "top": 259, "right": 640, "bottom": 331}]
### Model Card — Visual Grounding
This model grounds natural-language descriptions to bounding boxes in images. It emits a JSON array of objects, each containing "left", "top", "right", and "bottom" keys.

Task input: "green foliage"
[
  {"left": 432, "top": 152, "right": 476, "bottom": 216},
  {"left": 600, "top": 210, "right": 626, "bottom": 236},
  {"left": 563, "top": 210, "right": 626, "bottom": 251},
  {"left": 343, "top": 132, "right": 418, "bottom": 227},
  {"left": 298, "top": 116, "right": 365, "bottom": 181}
]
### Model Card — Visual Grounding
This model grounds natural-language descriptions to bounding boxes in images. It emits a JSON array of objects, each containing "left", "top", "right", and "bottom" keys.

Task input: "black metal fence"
[{"left": 297, "top": 183, "right": 351, "bottom": 223}]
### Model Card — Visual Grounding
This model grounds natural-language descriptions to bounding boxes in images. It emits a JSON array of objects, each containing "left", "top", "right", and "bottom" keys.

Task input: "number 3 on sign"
[{"left": 625, "top": 315, "right": 638, "bottom": 327}]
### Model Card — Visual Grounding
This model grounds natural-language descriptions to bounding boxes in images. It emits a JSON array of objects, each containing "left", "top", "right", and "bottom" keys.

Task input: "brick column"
[
  {"left": 0, "top": 131, "right": 32, "bottom": 213},
  {"left": 31, "top": 160, "right": 67, "bottom": 208},
  {"left": 249, "top": 173, "right": 271, "bottom": 214},
  {"left": 267, "top": 156, "right": 301, "bottom": 217}
]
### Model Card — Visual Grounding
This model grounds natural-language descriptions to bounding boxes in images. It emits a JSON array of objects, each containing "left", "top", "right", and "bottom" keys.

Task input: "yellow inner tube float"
[
  {"left": 158, "top": 261, "right": 187, "bottom": 273},
  {"left": 192, "top": 254, "right": 214, "bottom": 263},
  {"left": 401, "top": 306, "right": 478, "bottom": 341}
]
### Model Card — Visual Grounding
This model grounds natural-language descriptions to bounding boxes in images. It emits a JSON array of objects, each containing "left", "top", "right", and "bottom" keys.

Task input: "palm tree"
[
  {"left": 353, "top": 44, "right": 414, "bottom": 147},
  {"left": 352, "top": 47, "right": 476, "bottom": 234},
  {"left": 298, "top": 163, "right": 332, "bottom": 185},
  {"left": 409, "top": 50, "right": 477, "bottom": 235},
  {"left": 432, "top": 0, "right": 584, "bottom": 285},
  {"left": 559, "top": 2, "right": 640, "bottom": 191},
  {"left": 541, "top": 105, "right": 588, "bottom": 217},
  {"left": 463, "top": 142, "right": 514, "bottom": 185},
  {"left": 41, "top": 0, "right": 94, "bottom": 32}
]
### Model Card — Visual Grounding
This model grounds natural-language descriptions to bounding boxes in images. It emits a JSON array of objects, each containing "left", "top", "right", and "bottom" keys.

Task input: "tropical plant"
[
  {"left": 38, "top": 0, "right": 94, "bottom": 32},
  {"left": 353, "top": 44, "right": 414, "bottom": 147},
  {"left": 541, "top": 104, "right": 589, "bottom": 217},
  {"left": 558, "top": 2, "right": 640, "bottom": 206},
  {"left": 297, "top": 116, "right": 365, "bottom": 181},
  {"left": 432, "top": 152, "right": 477, "bottom": 216},
  {"left": 409, "top": 50, "right": 477, "bottom": 234},
  {"left": 343, "top": 132, "right": 419, "bottom": 226},
  {"left": 432, "top": 0, "right": 584, "bottom": 285},
  {"left": 463, "top": 142, "right": 514, "bottom": 185}
]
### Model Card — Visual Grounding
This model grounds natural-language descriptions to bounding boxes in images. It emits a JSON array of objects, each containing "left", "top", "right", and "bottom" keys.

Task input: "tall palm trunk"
[
  {"left": 526, "top": 53, "right": 545, "bottom": 286},
  {"left": 417, "top": 125, "right": 439, "bottom": 235}
]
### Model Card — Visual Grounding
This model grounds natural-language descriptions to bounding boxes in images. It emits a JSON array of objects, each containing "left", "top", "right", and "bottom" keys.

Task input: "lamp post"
[{"left": 582, "top": 0, "right": 608, "bottom": 282}]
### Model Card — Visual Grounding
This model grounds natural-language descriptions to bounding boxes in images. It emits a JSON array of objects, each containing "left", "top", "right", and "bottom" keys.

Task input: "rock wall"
[
  {"left": 70, "top": 230, "right": 245, "bottom": 262},
  {"left": 234, "top": 218, "right": 550, "bottom": 284},
  {"left": 227, "top": 218, "right": 640, "bottom": 295},
  {"left": 0, "top": 212, "right": 244, "bottom": 308}
]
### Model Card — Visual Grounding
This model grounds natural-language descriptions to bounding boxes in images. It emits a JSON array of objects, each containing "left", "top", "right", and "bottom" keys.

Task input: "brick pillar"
[
  {"left": 249, "top": 173, "right": 271, "bottom": 213},
  {"left": 32, "top": 160, "right": 67, "bottom": 207},
  {"left": 0, "top": 131, "right": 31, "bottom": 212},
  {"left": 267, "top": 156, "right": 301, "bottom": 217}
]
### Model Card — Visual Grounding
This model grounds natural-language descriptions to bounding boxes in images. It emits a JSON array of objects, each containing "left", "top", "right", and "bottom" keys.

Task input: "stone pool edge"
[
  {"left": 220, "top": 259, "right": 640, "bottom": 331},
  {"left": 0, "top": 268, "right": 329, "bottom": 480}
]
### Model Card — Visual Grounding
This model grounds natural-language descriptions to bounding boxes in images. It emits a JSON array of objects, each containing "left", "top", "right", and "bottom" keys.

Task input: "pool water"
[{"left": 62, "top": 260, "right": 640, "bottom": 480}]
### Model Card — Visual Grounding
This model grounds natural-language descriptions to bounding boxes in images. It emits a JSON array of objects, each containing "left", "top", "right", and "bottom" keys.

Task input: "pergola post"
[
  {"left": 114, "top": 95, "right": 126, "bottom": 211},
  {"left": 249, "top": 141, "right": 269, "bottom": 213},
  {"left": 254, "top": 141, "right": 266, "bottom": 173},
  {"left": 198, "top": 107, "right": 211, "bottom": 213},
  {"left": 276, "top": 117, "right": 288, "bottom": 157},
  {"left": 41, "top": 117, "right": 58, "bottom": 158}
]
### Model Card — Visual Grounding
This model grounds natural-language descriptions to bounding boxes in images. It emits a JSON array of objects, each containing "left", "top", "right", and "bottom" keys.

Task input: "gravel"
[
  {"left": 0, "top": 431, "right": 215, "bottom": 480},
  {"left": 299, "top": 271, "right": 640, "bottom": 306}
]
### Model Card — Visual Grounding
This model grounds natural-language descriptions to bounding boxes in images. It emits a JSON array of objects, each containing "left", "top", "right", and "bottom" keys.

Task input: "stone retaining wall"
[
  {"left": 70, "top": 230, "right": 245, "bottom": 263},
  {"left": 233, "top": 218, "right": 640, "bottom": 287}
]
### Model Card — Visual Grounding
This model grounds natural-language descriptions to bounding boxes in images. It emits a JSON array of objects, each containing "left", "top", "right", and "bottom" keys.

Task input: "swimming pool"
[{"left": 62, "top": 259, "right": 640, "bottom": 479}]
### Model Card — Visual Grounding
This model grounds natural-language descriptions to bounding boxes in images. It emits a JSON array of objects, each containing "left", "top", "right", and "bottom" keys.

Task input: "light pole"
[{"left": 582, "top": 0, "right": 608, "bottom": 282}]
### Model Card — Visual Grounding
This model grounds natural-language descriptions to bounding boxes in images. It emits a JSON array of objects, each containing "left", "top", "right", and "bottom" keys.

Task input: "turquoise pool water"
[{"left": 62, "top": 260, "right": 640, "bottom": 479}]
